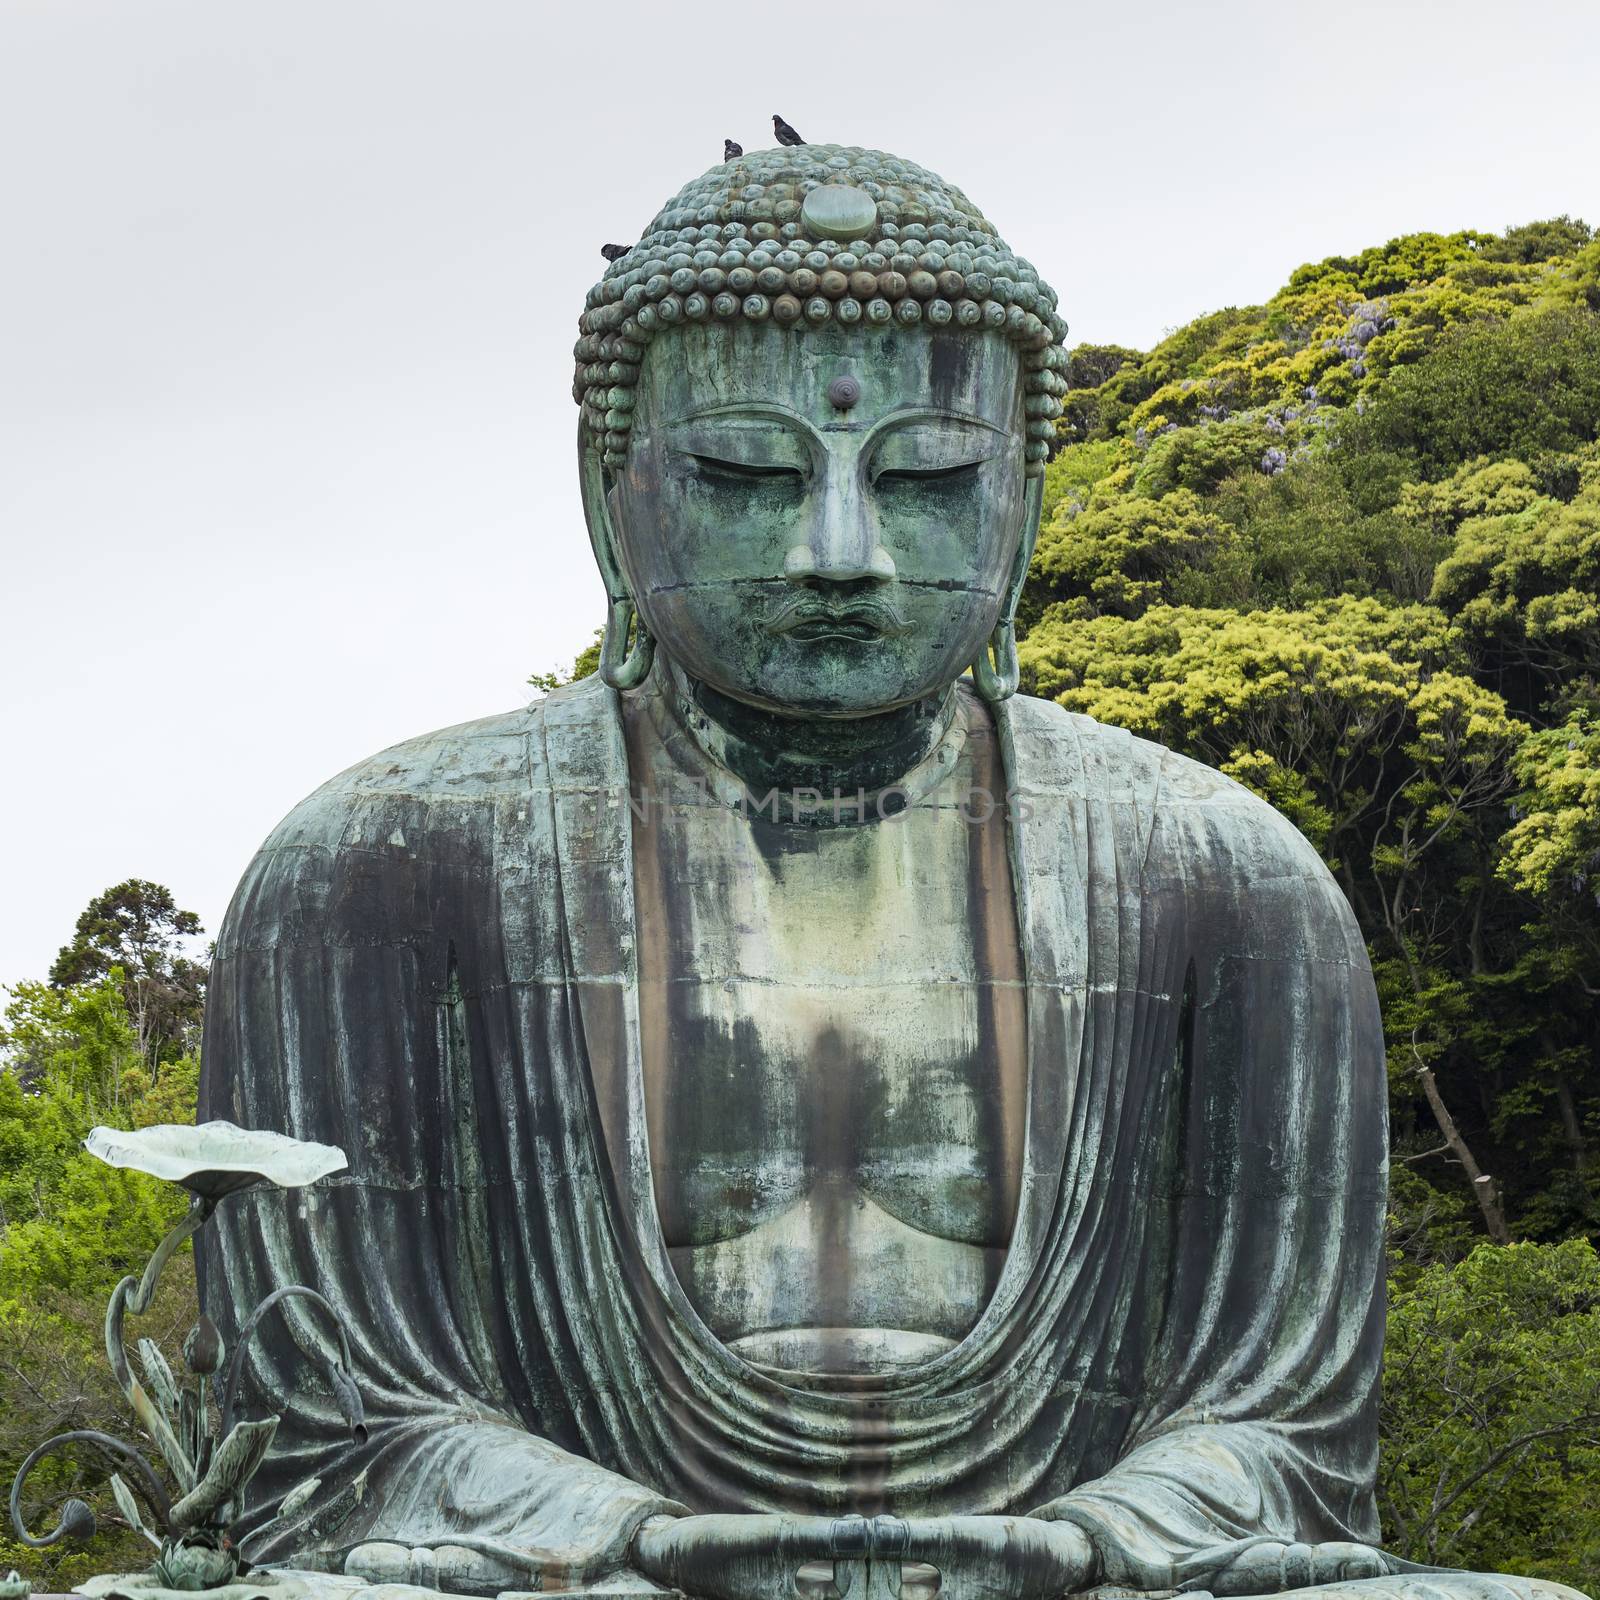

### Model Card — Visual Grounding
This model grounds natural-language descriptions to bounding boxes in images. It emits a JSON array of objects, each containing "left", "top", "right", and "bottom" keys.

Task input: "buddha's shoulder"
[
  {"left": 257, "top": 676, "right": 612, "bottom": 855},
  {"left": 1004, "top": 692, "right": 1326, "bottom": 873},
  {"left": 1006, "top": 690, "right": 1252, "bottom": 802}
]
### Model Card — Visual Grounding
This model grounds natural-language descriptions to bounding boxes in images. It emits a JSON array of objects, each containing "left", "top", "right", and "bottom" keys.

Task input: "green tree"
[
  {"left": 0, "top": 980, "right": 196, "bottom": 1302},
  {"left": 1023, "top": 215, "right": 1600, "bottom": 1254},
  {"left": 528, "top": 628, "right": 603, "bottom": 693},
  {"left": 1431, "top": 466, "right": 1600, "bottom": 713},
  {"left": 1347, "top": 308, "right": 1600, "bottom": 482},
  {"left": 49, "top": 881, "right": 207, "bottom": 1067},
  {"left": 3, "top": 913, "right": 201, "bottom": 1587},
  {"left": 1380, "top": 1241, "right": 1600, "bottom": 1583},
  {"left": 1480, "top": 216, "right": 1594, "bottom": 265},
  {"left": 1029, "top": 489, "right": 1235, "bottom": 620}
]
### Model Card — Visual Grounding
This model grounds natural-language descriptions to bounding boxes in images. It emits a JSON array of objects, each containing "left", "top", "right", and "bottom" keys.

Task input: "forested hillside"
[{"left": 1024, "top": 217, "right": 1600, "bottom": 1255}]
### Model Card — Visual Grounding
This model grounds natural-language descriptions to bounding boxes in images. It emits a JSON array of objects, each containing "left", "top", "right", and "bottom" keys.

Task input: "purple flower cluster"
[{"left": 1322, "top": 300, "right": 1395, "bottom": 380}]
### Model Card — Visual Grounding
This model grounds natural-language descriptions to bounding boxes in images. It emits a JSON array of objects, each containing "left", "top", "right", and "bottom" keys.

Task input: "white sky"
[{"left": 2, "top": 0, "right": 1597, "bottom": 990}]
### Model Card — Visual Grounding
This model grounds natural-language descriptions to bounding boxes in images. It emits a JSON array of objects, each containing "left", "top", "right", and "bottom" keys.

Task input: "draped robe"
[{"left": 197, "top": 672, "right": 1389, "bottom": 1592}]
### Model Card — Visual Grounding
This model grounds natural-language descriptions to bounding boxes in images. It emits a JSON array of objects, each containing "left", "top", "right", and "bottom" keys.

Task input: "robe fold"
[{"left": 196, "top": 673, "right": 1387, "bottom": 1589}]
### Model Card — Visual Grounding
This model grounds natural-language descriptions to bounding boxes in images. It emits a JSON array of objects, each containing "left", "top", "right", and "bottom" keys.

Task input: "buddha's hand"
[
  {"left": 631, "top": 1511, "right": 1096, "bottom": 1600},
  {"left": 896, "top": 1515, "right": 1098, "bottom": 1600},
  {"left": 1190, "top": 1539, "right": 1393, "bottom": 1594},
  {"left": 632, "top": 1512, "right": 844, "bottom": 1600}
]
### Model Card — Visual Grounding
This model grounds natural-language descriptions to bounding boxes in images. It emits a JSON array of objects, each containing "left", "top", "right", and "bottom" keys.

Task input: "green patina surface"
[{"left": 187, "top": 145, "right": 1589, "bottom": 1600}]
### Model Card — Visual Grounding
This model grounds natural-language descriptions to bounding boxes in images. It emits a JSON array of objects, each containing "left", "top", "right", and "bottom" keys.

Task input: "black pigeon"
[
  {"left": 600, "top": 243, "right": 629, "bottom": 262},
  {"left": 724, "top": 139, "right": 743, "bottom": 160},
  {"left": 772, "top": 114, "right": 804, "bottom": 147}
]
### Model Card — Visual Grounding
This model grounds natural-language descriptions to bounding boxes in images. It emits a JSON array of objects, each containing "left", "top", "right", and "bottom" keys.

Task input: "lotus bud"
[
  {"left": 183, "top": 1315, "right": 225, "bottom": 1376},
  {"left": 59, "top": 1498, "right": 97, "bottom": 1542},
  {"left": 157, "top": 1534, "right": 236, "bottom": 1591}
]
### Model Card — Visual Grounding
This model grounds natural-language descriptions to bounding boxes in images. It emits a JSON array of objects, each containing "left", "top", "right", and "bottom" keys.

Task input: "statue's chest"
[
  {"left": 629, "top": 741, "right": 1027, "bottom": 1365},
  {"left": 671, "top": 847, "right": 1020, "bottom": 1208}
]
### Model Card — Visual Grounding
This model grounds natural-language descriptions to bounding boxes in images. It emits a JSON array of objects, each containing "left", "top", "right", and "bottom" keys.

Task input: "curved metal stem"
[
  {"left": 135, "top": 1194, "right": 216, "bottom": 1318},
  {"left": 219, "top": 1284, "right": 359, "bottom": 1439},
  {"left": 104, "top": 1193, "right": 214, "bottom": 1488},
  {"left": 9, "top": 1429, "right": 174, "bottom": 1547}
]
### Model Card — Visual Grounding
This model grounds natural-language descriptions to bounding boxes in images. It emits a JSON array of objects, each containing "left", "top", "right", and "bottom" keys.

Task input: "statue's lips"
[
  {"left": 785, "top": 617, "right": 883, "bottom": 642},
  {"left": 763, "top": 595, "right": 910, "bottom": 643}
]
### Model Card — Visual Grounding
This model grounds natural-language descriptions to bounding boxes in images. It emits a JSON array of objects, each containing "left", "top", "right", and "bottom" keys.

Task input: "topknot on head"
[{"left": 574, "top": 145, "right": 1069, "bottom": 476}]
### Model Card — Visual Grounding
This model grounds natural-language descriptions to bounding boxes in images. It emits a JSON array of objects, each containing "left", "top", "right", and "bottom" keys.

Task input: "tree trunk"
[
  {"left": 1548, "top": 1075, "right": 1587, "bottom": 1177},
  {"left": 1383, "top": 857, "right": 1509, "bottom": 1244},
  {"left": 1416, "top": 1062, "right": 1511, "bottom": 1243}
]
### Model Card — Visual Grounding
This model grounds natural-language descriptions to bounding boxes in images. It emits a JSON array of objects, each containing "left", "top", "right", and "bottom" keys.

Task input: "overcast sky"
[{"left": 2, "top": 0, "right": 1597, "bottom": 991}]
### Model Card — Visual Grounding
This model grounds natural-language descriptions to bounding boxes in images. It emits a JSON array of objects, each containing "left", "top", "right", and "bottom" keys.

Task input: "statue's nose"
[
  {"left": 784, "top": 541, "right": 897, "bottom": 584},
  {"left": 784, "top": 459, "right": 896, "bottom": 585}
]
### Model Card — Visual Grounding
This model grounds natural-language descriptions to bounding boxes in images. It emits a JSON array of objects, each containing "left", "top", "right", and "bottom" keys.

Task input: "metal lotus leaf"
[
  {"left": 168, "top": 1418, "right": 278, "bottom": 1531},
  {"left": 109, "top": 1474, "right": 157, "bottom": 1548},
  {"left": 79, "top": 1571, "right": 320, "bottom": 1600},
  {"left": 275, "top": 1477, "right": 320, "bottom": 1523},
  {"left": 138, "top": 1340, "right": 180, "bottom": 1419},
  {"left": 85, "top": 1123, "right": 347, "bottom": 1199}
]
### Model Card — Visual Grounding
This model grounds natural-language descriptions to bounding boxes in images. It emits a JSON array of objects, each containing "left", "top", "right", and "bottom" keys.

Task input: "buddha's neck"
[{"left": 660, "top": 660, "right": 960, "bottom": 809}]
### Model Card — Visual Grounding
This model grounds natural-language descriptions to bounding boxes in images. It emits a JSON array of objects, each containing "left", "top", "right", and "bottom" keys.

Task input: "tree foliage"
[
  {"left": 1381, "top": 1241, "right": 1600, "bottom": 1584},
  {"left": 528, "top": 628, "right": 603, "bottom": 693},
  {"left": 48, "top": 880, "right": 208, "bottom": 1067},
  {"left": 1024, "top": 219, "right": 1600, "bottom": 1254},
  {"left": 2, "top": 902, "right": 202, "bottom": 1589}
]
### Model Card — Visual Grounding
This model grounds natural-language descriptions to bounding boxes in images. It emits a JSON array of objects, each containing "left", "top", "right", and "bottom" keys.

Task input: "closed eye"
[
  {"left": 691, "top": 454, "right": 805, "bottom": 484},
  {"left": 875, "top": 461, "right": 985, "bottom": 485}
]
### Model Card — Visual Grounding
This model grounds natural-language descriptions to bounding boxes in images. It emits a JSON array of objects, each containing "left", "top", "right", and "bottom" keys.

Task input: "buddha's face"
[{"left": 605, "top": 322, "right": 1030, "bottom": 718}]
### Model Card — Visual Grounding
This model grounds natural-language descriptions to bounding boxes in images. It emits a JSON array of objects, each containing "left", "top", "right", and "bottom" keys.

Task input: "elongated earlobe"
[
  {"left": 971, "top": 618, "right": 1020, "bottom": 703},
  {"left": 580, "top": 422, "right": 655, "bottom": 691},
  {"left": 599, "top": 596, "right": 655, "bottom": 691},
  {"left": 972, "top": 472, "right": 1043, "bottom": 702}
]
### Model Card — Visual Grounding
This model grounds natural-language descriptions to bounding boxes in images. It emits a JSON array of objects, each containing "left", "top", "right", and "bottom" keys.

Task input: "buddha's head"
[{"left": 574, "top": 146, "right": 1067, "bottom": 720}]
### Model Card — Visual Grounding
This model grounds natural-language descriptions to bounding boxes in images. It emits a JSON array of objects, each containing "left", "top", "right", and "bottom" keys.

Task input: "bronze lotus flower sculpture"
[
  {"left": 83, "top": 1123, "right": 347, "bottom": 1198},
  {"left": 8, "top": 1122, "right": 365, "bottom": 1598}
]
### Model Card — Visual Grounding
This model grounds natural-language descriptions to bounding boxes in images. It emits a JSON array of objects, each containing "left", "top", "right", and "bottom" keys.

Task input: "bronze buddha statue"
[{"left": 198, "top": 145, "right": 1583, "bottom": 1600}]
